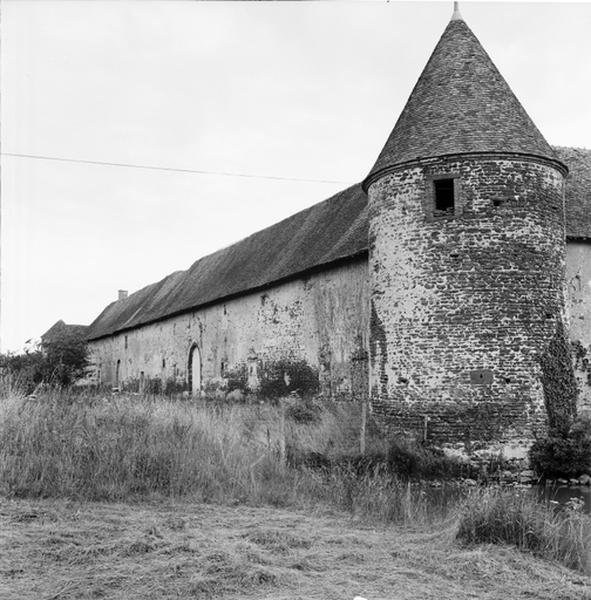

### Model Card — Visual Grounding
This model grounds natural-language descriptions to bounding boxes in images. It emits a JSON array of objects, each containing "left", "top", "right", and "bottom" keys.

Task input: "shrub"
[
  {"left": 0, "top": 351, "right": 46, "bottom": 394},
  {"left": 144, "top": 377, "right": 162, "bottom": 395},
  {"left": 258, "top": 358, "right": 319, "bottom": 399},
  {"left": 163, "top": 378, "right": 189, "bottom": 395},
  {"left": 0, "top": 331, "right": 89, "bottom": 392},
  {"left": 529, "top": 415, "right": 591, "bottom": 479},
  {"left": 457, "top": 487, "right": 591, "bottom": 573},
  {"left": 42, "top": 335, "right": 89, "bottom": 387},
  {"left": 226, "top": 363, "right": 249, "bottom": 393},
  {"left": 121, "top": 376, "right": 163, "bottom": 395}
]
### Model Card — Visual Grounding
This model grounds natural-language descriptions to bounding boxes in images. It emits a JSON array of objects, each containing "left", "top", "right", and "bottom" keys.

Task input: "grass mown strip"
[{"left": 2, "top": 498, "right": 590, "bottom": 600}]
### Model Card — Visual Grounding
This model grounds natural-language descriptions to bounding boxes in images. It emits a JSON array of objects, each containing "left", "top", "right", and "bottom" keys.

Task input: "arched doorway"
[{"left": 188, "top": 343, "right": 202, "bottom": 396}]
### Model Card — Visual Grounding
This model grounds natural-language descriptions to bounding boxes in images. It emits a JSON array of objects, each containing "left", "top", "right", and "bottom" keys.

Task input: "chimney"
[{"left": 118, "top": 290, "right": 128, "bottom": 301}]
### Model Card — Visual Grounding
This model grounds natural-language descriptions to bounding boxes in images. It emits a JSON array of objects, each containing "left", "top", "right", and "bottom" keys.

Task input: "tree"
[
  {"left": 41, "top": 335, "right": 89, "bottom": 387},
  {"left": 1, "top": 323, "right": 90, "bottom": 392},
  {"left": 0, "top": 349, "right": 47, "bottom": 393}
]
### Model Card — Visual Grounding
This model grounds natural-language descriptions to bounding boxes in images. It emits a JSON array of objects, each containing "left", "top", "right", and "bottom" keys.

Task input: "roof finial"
[{"left": 451, "top": 1, "right": 463, "bottom": 21}]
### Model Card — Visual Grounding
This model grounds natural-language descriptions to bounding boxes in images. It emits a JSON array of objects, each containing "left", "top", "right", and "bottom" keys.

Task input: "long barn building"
[{"left": 84, "top": 9, "right": 591, "bottom": 452}]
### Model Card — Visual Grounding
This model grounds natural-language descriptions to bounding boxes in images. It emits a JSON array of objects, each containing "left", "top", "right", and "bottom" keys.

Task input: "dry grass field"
[
  {"left": 2, "top": 497, "right": 591, "bottom": 600},
  {"left": 2, "top": 390, "right": 591, "bottom": 598}
]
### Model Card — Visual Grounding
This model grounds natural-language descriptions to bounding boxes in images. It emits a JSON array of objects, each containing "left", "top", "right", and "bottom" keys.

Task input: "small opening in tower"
[{"left": 434, "top": 178, "right": 455, "bottom": 214}]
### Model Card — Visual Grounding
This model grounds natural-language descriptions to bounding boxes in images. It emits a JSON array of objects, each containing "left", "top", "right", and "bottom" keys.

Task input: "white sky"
[{"left": 2, "top": 0, "right": 591, "bottom": 352}]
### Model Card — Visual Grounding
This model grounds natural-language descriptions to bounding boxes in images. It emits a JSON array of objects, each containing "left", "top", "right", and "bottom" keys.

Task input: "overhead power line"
[{"left": 1, "top": 152, "right": 352, "bottom": 185}]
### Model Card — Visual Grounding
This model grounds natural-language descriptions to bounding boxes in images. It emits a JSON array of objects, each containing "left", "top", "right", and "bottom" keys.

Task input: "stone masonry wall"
[
  {"left": 89, "top": 259, "right": 369, "bottom": 398},
  {"left": 368, "top": 156, "right": 567, "bottom": 451},
  {"left": 567, "top": 241, "right": 591, "bottom": 412}
]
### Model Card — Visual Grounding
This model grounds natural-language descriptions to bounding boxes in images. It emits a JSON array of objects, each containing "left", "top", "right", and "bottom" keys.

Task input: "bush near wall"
[
  {"left": 529, "top": 323, "right": 591, "bottom": 478},
  {"left": 540, "top": 322, "right": 578, "bottom": 436},
  {"left": 226, "top": 363, "right": 248, "bottom": 393},
  {"left": 530, "top": 415, "right": 591, "bottom": 479},
  {"left": 164, "top": 378, "right": 190, "bottom": 395},
  {"left": 224, "top": 358, "right": 320, "bottom": 400},
  {"left": 258, "top": 358, "right": 319, "bottom": 399},
  {"left": 122, "top": 376, "right": 170, "bottom": 395}
]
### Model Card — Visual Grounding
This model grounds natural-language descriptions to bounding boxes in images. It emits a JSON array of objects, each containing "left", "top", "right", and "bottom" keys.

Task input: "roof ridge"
[
  {"left": 86, "top": 184, "right": 368, "bottom": 339},
  {"left": 364, "top": 16, "right": 559, "bottom": 188},
  {"left": 185, "top": 184, "right": 362, "bottom": 273},
  {"left": 552, "top": 145, "right": 591, "bottom": 152}
]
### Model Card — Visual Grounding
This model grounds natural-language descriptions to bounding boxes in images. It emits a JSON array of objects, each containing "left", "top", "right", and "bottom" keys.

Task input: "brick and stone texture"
[
  {"left": 89, "top": 259, "right": 369, "bottom": 399},
  {"left": 368, "top": 155, "right": 567, "bottom": 451},
  {"left": 567, "top": 241, "right": 591, "bottom": 412}
]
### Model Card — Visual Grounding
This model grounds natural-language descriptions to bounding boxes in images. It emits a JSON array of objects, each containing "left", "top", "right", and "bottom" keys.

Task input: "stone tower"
[{"left": 364, "top": 8, "right": 569, "bottom": 449}]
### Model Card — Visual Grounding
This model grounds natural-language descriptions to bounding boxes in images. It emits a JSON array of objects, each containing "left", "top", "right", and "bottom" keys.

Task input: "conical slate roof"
[{"left": 364, "top": 15, "right": 562, "bottom": 189}]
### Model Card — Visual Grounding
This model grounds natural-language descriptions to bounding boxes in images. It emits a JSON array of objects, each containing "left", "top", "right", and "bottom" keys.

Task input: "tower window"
[{"left": 434, "top": 178, "right": 455, "bottom": 214}]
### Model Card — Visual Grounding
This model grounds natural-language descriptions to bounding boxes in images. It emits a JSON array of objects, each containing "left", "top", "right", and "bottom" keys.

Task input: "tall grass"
[
  {"left": 0, "top": 391, "right": 287, "bottom": 502},
  {"left": 0, "top": 389, "right": 453, "bottom": 524},
  {"left": 457, "top": 487, "right": 591, "bottom": 573},
  {"left": 3, "top": 389, "right": 591, "bottom": 573}
]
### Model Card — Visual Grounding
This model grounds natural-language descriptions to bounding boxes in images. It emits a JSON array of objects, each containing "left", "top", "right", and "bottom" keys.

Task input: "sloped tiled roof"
[
  {"left": 41, "top": 320, "right": 88, "bottom": 344},
  {"left": 364, "top": 18, "right": 562, "bottom": 189},
  {"left": 86, "top": 147, "right": 590, "bottom": 341},
  {"left": 87, "top": 185, "right": 368, "bottom": 340}
]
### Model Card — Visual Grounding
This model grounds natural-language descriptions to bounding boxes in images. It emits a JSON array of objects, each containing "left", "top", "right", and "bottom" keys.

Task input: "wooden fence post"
[
  {"left": 279, "top": 399, "right": 286, "bottom": 466},
  {"left": 360, "top": 398, "right": 367, "bottom": 456}
]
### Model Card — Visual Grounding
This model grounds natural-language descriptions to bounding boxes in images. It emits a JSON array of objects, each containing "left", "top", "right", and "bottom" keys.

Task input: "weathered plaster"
[
  {"left": 567, "top": 241, "right": 591, "bottom": 411},
  {"left": 90, "top": 259, "right": 369, "bottom": 398}
]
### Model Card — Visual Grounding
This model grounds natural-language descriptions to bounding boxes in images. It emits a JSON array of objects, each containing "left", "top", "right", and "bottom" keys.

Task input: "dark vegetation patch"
[
  {"left": 224, "top": 358, "right": 319, "bottom": 399},
  {"left": 284, "top": 398, "right": 322, "bottom": 424},
  {"left": 258, "top": 358, "right": 319, "bottom": 399},
  {"left": 539, "top": 322, "right": 578, "bottom": 436},
  {"left": 226, "top": 363, "right": 249, "bottom": 393},
  {"left": 0, "top": 330, "right": 89, "bottom": 393},
  {"left": 288, "top": 438, "right": 474, "bottom": 481},
  {"left": 530, "top": 323, "right": 591, "bottom": 479},
  {"left": 530, "top": 415, "right": 591, "bottom": 479}
]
